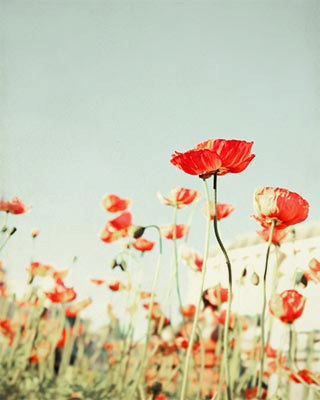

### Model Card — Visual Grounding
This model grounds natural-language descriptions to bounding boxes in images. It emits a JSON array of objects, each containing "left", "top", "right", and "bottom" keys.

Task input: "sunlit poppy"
[
  {"left": 288, "top": 368, "right": 320, "bottom": 385},
  {"left": 170, "top": 139, "right": 255, "bottom": 179},
  {"left": 213, "top": 310, "right": 235, "bottom": 328},
  {"left": 132, "top": 237, "right": 155, "bottom": 252},
  {"left": 203, "top": 202, "right": 234, "bottom": 220},
  {"left": 0, "top": 197, "right": 31, "bottom": 215},
  {"left": 253, "top": 187, "right": 309, "bottom": 229},
  {"left": 45, "top": 282, "right": 77, "bottom": 303},
  {"left": 180, "top": 304, "right": 196, "bottom": 318},
  {"left": 160, "top": 224, "right": 189, "bottom": 240},
  {"left": 157, "top": 187, "right": 201, "bottom": 209},
  {"left": 204, "top": 286, "right": 229, "bottom": 307},
  {"left": 108, "top": 280, "right": 126, "bottom": 291},
  {"left": 52, "top": 269, "right": 69, "bottom": 284},
  {"left": 269, "top": 290, "right": 306, "bottom": 323},
  {"left": 101, "top": 194, "right": 130, "bottom": 213},
  {"left": 90, "top": 278, "right": 105, "bottom": 286},
  {"left": 257, "top": 227, "right": 287, "bottom": 244},
  {"left": 179, "top": 244, "right": 203, "bottom": 272},
  {"left": 100, "top": 212, "right": 132, "bottom": 244},
  {"left": 27, "top": 262, "right": 53, "bottom": 278}
]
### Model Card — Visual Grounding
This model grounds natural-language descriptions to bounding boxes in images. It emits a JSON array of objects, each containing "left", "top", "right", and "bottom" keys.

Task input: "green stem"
[
  {"left": 173, "top": 206, "right": 183, "bottom": 311},
  {"left": 179, "top": 179, "right": 211, "bottom": 400},
  {"left": 212, "top": 173, "right": 232, "bottom": 400},
  {"left": 257, "top": 219, "right": 276, "bottom": 398}
]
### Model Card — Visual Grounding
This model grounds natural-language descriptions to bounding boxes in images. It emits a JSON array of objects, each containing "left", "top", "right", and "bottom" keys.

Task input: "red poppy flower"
[
  {"left": 170, "top": 139, "right": 255, "bottom": 178},
  {"left": 245, "top": 387, "right": 267, "bottom": 399},
  {"left": 269, "top": 290, "right": 306, "bottom": 324},
  {"left": 157, "top": 187, "right": 201, "bottom": 209},
  {"left": 160, "top": 224, "right": 189, "bottom": 239},
  {"left": 154, "top": 394, "right": 167, "bottom": 400},
  {"left": 309, "top": 258, "right": 320, "bottom": 273},
  {"left": 213, "top": 310, "right": 235, "bottom": 329},
  {"left": 253, "top": 187, "right": 309, "bottom": 230},
  {"left": 132, "top": 237, "right": 155, "bottom": 252},
  {"left": 176, "top": 336, "right": 188, "bottom": 349},
  {"left": 204, "top": 286, "right": 229, "bottom": 306},
  {"left": 52, "top": 269, "right": 69, "bottom": 284},
  {"left": 27, "top": 262, "right": 53, "bottom": 277},
  {"left": 203, "top": 202, "right": 234, "bottom": 220},
  {"left": 257, "top": 228, "right": 287, "bottom": 244},
  {"left": 90, "top": 278, "right": 106, "bottom": 286},
  {"left": 108, "top": 280, "right": 126, "bottom": 291},
  {"left": 30, "top": 340, "right": 51, "bottom": 363},
  {"left": 100, "top": 212, "right": 132, "bottom": 244},
  {"left": 64, "top": 298, "right": 92, "bottom": 317},
  {"left": 180, "top": 304, "right": 196, "bottom": 318},
  {"left": 45, "top": 283, "right": 77, "bottom": 303},
  {"left": 288, "top": 368, "right": 320, "bottom": 385},
  {"left": 140, "top": 291, "right": 153, "bottom": 299},
  {"left": 0, "top": 197, "right": 31, "bottom": 215},
  {"left": 101, "top": 194, "right": 130, "bottom": 213},
  {"left": 180, "top": 244, "right": 203, "bottom": 272}
]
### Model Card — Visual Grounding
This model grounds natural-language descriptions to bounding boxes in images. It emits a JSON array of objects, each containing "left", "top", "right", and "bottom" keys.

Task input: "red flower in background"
[
  {"left": 180, "top": 304, "right": 196, "bottom": 318},
  {"left": 170, "top": 139, "right": 255, "bottom": 178},
  {"left": 100, "top": 212, "right": 132, "bottom": 244},
  {"left": 108, "top": 280, "right": 126, "bottom": 291},
  {"left": 90, "top": 278, "right": 106, "bottom": 286},
  {"left": 160, "top": 224, "right": 189, "bottom": 240},
  {"left": 203, "top": 202, "right": 234, "bottom": 221},
  {"left": 157, "top": 187, "right": 201, "bottom": 209},
  {"left": 214, "top": 310, "right": 235, "bottom": 329},
  {"left": 253, "top": 187, "right": 309, "bottom": 230},
  {"left": 204, "top": 286, "right": 229, "bottom": 306},
  {"left": 0, "top": 197, "right": 31, "bottom": 215},
  {"left": 27, "top": 262, "right": 53, "bottom": 278},
  {"left": 101, "top": 194, "right": 130, "bottom": 213},
  {"left": 45, "top": 282, "right": 77, "bottom": 303},
  {"left": 269, "top": 290, "right": 306, "bottom": 324},
  {"left": 179, "top": 244, "right": 203, "bottom": 272},
  {"left": 132, "top": 237, "right": 155, "bottom": 252},
  {"left": 52, "top": 269, "right": 69, "bottom": 284},
  {"left": 64, "top": 298, "right": 92, "bottom": 317},
  {"left": 245, "top": 387, "right": 267, "bottom": 399},
  {"left": 257, "top": 228, "right": 287, "bottom": 244},
  {"left": 288, "top": 368, "right": 320, "bottom": 385}
]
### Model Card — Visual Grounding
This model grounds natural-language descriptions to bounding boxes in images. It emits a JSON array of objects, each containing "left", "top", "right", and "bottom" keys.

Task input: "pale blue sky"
[{"left": 1, "top": 0, "right": 320, "bottom": 324}]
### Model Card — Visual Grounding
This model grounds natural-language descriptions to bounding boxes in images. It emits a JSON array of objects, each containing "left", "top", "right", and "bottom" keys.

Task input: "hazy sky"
[{"left": 1, "top": 0, "right": 320, "bottom": 325}]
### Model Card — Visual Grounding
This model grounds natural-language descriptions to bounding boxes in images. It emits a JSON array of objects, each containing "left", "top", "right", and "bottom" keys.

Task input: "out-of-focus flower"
[
  {"left": 100, "top": 212, "right": 132, "bottom": 244},
  {"left": 203, "top": 202, "right": 234, "bottom": 220},
  {"left": 175, "top": 336, "right": 188, "bottom": 349},
  {"left": 179, "top": 244, "right": 203, "bottom": 272},
  {"left": 288, "top": 368, "right": 320, "bottom": 385},
  {"left": 0, "top": 197, "right": 31, "bottom": 215},
  {"left": 101, "top": 194, "right": 130, "bottom": 213},
  {"left": 30, "top": 340, "right": 51, "bottom": 363},
  {"left": 257, "top": 228, "right": 287, "bottom": 244},
  {"left": 140, "top": 291, "right": 153, "bottom": 299},
  {"left": 253, "top": 187, "right": 309, "bottom": 230},
  {"left": 269, "top": 290, "right": 306, "bottom": 323},
  {"left": 170, "top": 139, "right": 255, "bottom": 179},
  {"left": 31, "top": 228, "right": 39, "bottom": 238},
  {"left": 108, "top": 280, "right": 126, "bottom": 291},
  {"left": 27, "top": 262, "right": 53, "bottom": 278},
  {"left": 132, "top": 237, "right": 155, "bottom": 252},
  {"left": 160, "top": 224, "right": 189, "bottom": 240},
  {"left": 154, "top": 394, "right": 167, "bottom": 400},
  {"left": 305, "top": 258, "right": 320, "bottom": 283},
  {"left": 52, "top": 269, "right": 69, "bottom": 284},
  {"left": 90, "top": 278, "right": 106, "bottom": 286},
  {"left": 45, "top": 282, "right": 77, "bottom": 303},
  {"left": 245, "top": 387, "right": 267, "bottom": 399},
  {"left": 180, "top": 304, "right": 196, "bottom": 319},
  {"left": 204, "top": 286, "right": 229, "bottom": 307},
  {"left": 213, "top": 310, "right": 235, "bottom": 329},
  {"left": 157, "top": 187, "right": 201, "bottom": 209},
  {"left": 64, "top": 298, "right": 92, "bottom": 317},
  {"left": 0, "top": 319, "right": 16, "bottom": 344}
]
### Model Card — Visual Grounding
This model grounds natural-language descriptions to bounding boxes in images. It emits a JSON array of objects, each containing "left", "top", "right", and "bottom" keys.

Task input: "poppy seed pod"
[{"left": 132, "top": 226, "right": 145, "bottom": 239}]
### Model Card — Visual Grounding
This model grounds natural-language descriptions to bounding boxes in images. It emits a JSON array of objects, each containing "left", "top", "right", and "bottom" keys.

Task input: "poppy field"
[{"left": 1, "top": 139, "right": 320, "bottom": 400}]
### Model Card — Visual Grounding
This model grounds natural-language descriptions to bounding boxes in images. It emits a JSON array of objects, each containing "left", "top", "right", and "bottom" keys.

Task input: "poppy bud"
[
  {"left": 132, "top": 226, "right": 146, "bottom": 239},
  {"left": 9, "top": 227, "right": 17, "bottom": 236},
  {"left": 110, "top": 259, "right": 118, "bottom": 269},
  {"left": 241, "top": 267, "right": 247, "bottom": 277},
  {"left": 251, "top": 271, "right": 260, "bottom": 286}
]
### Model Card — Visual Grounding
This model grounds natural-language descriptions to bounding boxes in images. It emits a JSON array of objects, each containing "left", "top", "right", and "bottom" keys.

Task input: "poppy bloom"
[
  {"left": 269, "top": 290, "right": 306, "bottom": 324},
  {"left": 203, "top": 202, "right": 234, "bottom": 220},
  {"left": 140, "top": 291, "right": 153, "bottom": 299},
  {"left": 288, "top": 368, "right": 320, "bottom": 385},
  {"left": 45, "top": 282, "right": 77, "bottom": 303},
  {"left": 305, "top": 258, "right": 320, "bottom": 283},
  {"left": 52, "top": 269, "right": 69, "bottom": 284},
  {"left": 0, "top": 197, "right": 31, "bottom": 215},
  {"left": 257, "top": 228, "right": 287, "bottom": 244},
  {"left": 30, "top": 340, "right": 51, "bottom": 363},
  {"left": 204, "top": 286, "right": 229, "bottom": 307},
  {"left": 253, "top": 187, "right": 309, "bottom": 230},
  {"left": 213, "top": 310, "right": 235, "bottom": 329},
  {"left": 100, "top": 212, "right": 132, "bottom": 244},
  {"left": 90, "top": 278, "right": 106, "bottom": 286},
  {"left": 179, "top": 244, "right": 203, "bottom": 272},
  {"left": 170, "top": 139, "right": 255, "bottom": 179},
  {"left": 157, "top": 187, "right": 201, "bottom": 209},
  {"left": 101, "top": 194, "right": 130, "bottom": 213},
  {"left": 160, "top": 224, "right": 189, "bottom": 240},
  {"left": 27, "top": 262, "right": 53, "bottom": 278},
  {"left": 64, "top": 298, "right": 92, "bottom": 317},
  {"left": 180, "top": 304, "right": 196, "bottom": 318},
  {"left": 31, "top": 228, "right": 39, "bottom": 238},
  {"left": 176, "top": 336, "right": 188, "bottom": 349},
  {"left": 132, "top": 237, "right": 155, "bottom": 252},
  {"left": 245, "top": 387, "right": 267, "bottom": 399},
  {"left": 108, "top": 280, "right": 126, "bottom": 291}
]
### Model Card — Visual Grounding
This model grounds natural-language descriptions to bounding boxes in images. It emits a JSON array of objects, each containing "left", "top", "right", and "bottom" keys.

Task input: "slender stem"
[
  {"left": 127, "top": 225, "right": 163, "bottom": 397},
  {"left": 173, "top": 205, "right": 183, "bottom": 311},
  {"left": 179, "top": 179, "right": 211, "bottom": 400},
  {"left": 212, "top": 173, "right": 232, "bottom": 400},
  {"left": 257, "top": 219, "right": 276, "bottom": 398}
]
